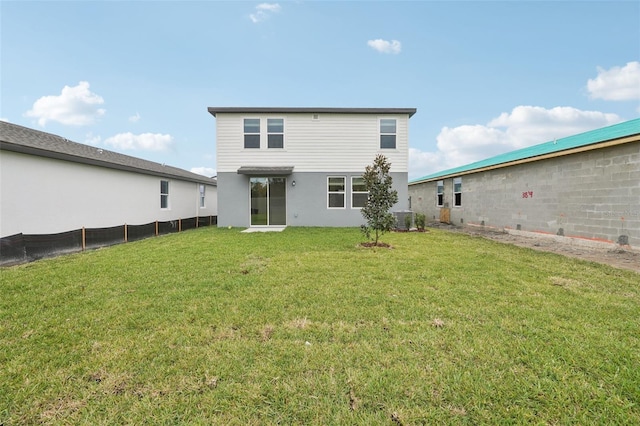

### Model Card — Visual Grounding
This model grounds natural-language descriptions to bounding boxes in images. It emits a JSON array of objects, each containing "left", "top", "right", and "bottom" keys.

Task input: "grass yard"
[{"left": 1, "top": 227, "right": 639, "bottom": 424}]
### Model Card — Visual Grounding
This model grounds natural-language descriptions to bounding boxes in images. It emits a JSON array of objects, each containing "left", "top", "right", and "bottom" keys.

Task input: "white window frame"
[
  {"left": 379, "top": 118, "right": 397, "bottom": 149},
  {"left": 453, "top": 177, "right": 462, "bottom": 207},
  {"left": 436, "top": 180, "right": 444, "bottom": 207},
  {"left": 199, "top": 184, "right": 206, "bottom": 208},
  {"left": 243, "top": 118, "right": 261, "bottom": 149},
  {"left": 327, "top": 176, "right": 346, "bottom": 209},
  {"left": 267, "top": 118, "right": 284, "bottom": 149},
  {"left": 351, "top": 176, "right": 368, "bottom": 209},
  {"left": 160, "top": 180, "right": 170, "bottom": 209}
]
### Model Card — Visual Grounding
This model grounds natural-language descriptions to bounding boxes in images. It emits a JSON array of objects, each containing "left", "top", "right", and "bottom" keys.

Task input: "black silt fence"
[
  {"left": 157, "top": 220, "right": 180, "bottom": 235},
  {"left": 85, "top": 226, "right": 125, "bottom": 249},
  {"left": 181, "top": 217, "right": 197, "bottom": 232},
  {"left": 128, "top": 223, "right": 156, "bottom": 242},
  {"left": 1, "top": 233, "right": 26, "bottom": 266},
  {"left": 0, "top": 216, "right": 217, "bottom": 266},
  {"left": 24, "top": 230, "right": 83, "bottom": 262}
]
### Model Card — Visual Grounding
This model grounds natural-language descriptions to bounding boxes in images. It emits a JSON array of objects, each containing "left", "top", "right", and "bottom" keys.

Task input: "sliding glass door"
[{"left": 250, "top": 177, "right": 286, "bottom": 226}]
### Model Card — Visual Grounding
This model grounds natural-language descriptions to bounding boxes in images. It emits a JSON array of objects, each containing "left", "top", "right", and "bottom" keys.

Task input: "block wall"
[{"left": 409, "top": 142, "right": 640, "bottom": 247}]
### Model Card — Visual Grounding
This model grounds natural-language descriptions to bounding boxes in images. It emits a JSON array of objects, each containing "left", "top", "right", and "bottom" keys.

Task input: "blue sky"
[{"left": 2, "top": 1, "right": 639, "bottom": 180}]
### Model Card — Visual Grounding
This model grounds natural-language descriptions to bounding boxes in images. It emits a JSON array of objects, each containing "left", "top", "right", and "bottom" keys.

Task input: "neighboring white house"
[
  {"left": 208, "top": 107, "right": 416, "bottom": 228},
  {"left": 409, "top": 118, "right": 640, "bottom": 249},
  {"left": 0, "top": 121, "right": 217, "bottom": 239}
]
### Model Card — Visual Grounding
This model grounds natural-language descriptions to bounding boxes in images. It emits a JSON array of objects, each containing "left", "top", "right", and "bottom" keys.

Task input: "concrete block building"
[
  {"left": 208, "top": 107, "right": 416, "bottom": 228},
  {"left": 409, "top": 119, "right": 640, "bottom": 249}
]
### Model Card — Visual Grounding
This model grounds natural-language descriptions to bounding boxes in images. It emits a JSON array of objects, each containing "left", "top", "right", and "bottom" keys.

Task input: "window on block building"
[
  {"left": 453, "top": 177, "right": 462, "bottom": 207},
  {"left": 328, "top": 176, "right": 346, "bottom": 208},
  {"left": 436, "top": 180, "right": 444, "bottom": 207}
]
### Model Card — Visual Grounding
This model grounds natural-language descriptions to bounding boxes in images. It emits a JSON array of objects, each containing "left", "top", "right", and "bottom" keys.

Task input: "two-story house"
[{"left": 208, "top": 107, "right": 416, "bottom": 228}]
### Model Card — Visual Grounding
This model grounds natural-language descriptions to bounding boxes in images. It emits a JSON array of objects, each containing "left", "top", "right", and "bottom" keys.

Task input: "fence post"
[
  {"left": 155, "top": 220, "right": 159, "bottom": 236},
  {"left": 82, "top": 227, "right": 86, "bottom": 251},
  {"left": 124, "top": 223, "right": 128, "bottom": 243},
  {"left": 179, "top": 218, "right": 182, "bottom": 232},
  {"left": 196, "top": 216, "right": 199, "bottom": 228}
]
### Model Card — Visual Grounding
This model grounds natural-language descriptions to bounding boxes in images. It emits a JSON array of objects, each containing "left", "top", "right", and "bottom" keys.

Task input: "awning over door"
[{"left": 237, "top": 166, "right": 294, "bottom": 176}]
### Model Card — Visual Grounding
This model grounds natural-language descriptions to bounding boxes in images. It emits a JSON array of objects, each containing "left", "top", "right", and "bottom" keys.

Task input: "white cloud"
[
  {"left": 367, "top": 39, "right": 402, "bottom": 54},
  {"left": 84, "top": 132, "right": 102, "bottom": 146},
  {"left": 129, "top": 112, "right": 141, "bottom": 123},
  {"left": 25, "top": 81, "right": 106, "bottom": 126},
  {"left": 409, "top": 106, "right": 622, "bottom": 180},
  {"left": 250, "top": 3, "right": 281, "bottom": 23},
  {"left": 104, "top": 132, "right": 173, "bottom": 151},
  {"left": 190, "top": 167, "right": 216, "bottom": 177},
  {"left": 587, "top": 61, "right": 640, "bottom": 101}
]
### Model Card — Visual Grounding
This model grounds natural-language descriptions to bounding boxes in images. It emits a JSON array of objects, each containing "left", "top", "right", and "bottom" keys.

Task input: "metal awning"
[{"left": 237, "top": 166, "right": 294, "bottom": 176}]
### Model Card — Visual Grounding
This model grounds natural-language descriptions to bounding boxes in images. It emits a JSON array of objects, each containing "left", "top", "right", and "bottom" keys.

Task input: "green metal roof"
[{"left": 410, "top": 118, "right": 640, "bottom": 184}]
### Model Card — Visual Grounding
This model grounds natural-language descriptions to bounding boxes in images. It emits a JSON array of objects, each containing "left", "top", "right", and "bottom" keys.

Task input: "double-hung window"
[
  {"left": 267, "top": 118, "right": 284, "bottom": 148},
  {"left": 380, "top": 119, "right": 397, "bottom": 149},
  {"left": 199, "top": 184, "right": 206, "bottom": 208},
  {"left": 453, "top": 177, "right": 462, "bottom": 207},
  {"left": 351, "top": 176, "right": 368, "bottom": 209},
  {"left": 436, "top": 180, "right": 444, "bottom": 207},
  {"left": 244, "top": 118, "right": 260, "bottom": 149},
  {"left": 328, "top": 177, "right": 346, "bottom": 208},
  {"left": 160, "top": 180, "right": 170, "bottom": 209}
]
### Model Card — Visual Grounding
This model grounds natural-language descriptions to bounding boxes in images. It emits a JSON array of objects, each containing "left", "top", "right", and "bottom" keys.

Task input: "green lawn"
[{"left": 1, "top": 227, "right": 639, "bottom": 424}]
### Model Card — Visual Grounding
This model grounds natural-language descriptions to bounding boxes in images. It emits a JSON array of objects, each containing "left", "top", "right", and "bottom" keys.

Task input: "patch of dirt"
[
  {"left": 428, "top": 222, "right": 640, "bottom": 274},
  {"left": 360, "top": 241, "right": 393, "bottom": 248}
]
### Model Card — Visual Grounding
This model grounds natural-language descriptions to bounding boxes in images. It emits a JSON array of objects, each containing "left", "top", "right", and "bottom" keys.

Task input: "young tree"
[{"left": 360, "top": 154, "right": 398, "bottom": 245}]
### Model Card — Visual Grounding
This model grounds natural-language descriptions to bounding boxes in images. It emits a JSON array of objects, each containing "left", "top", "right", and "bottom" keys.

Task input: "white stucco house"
[
  {"left": 208, "top": 107, "right": 416, "bottom": 228},
  {"left": 0, "top": 121, "right": 217, "bottom": 258}
]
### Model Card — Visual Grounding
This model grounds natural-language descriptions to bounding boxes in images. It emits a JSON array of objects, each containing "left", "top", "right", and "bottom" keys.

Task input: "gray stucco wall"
[
  {"left": 409, "top": 143, "right": 639, "bottom": 247},
  {"left": 218, "top": 171, "right": 408, "bottom": 228},
  {"left": 1, "top": 150, "right": 217, "bottom": 237}
]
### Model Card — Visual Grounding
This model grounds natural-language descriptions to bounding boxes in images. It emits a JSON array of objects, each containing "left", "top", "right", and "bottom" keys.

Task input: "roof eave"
[
  {"left": 409, "top": 134, "right": 639, "bottom": 185},
  {"left": 1, "top": 141, "right": 217, "bottom": 186},
  {"left": 208, "top": 107, "right": 416, "bottom": 118}
]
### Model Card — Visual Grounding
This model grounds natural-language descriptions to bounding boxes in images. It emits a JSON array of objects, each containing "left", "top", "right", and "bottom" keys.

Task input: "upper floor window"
[
  {"left": 267, "top": 118, "right": 284, "bottom": 148},
  {"left": 453, "top": 177, "right": 462, "bottom": 207},
  {"left": 328, "top": 176, "right": 346, "bottom": 208},
  {"left": 244, "top": 118, "right": 260, "bottom": 149},
  {"left": 380, "top": 119, "right": 397, "bottom": 149},
  {"left": 351, "top": 176, "right": 368, "bottom": 209},
  {"left": 160, "top": 180, "right": 170, "bottom": 209},
  {"left": 436, "top": 180, "right": 444, "bottom": 207},
  {"left": 199, "top": 184, "right": 206, "bottom": 208}
]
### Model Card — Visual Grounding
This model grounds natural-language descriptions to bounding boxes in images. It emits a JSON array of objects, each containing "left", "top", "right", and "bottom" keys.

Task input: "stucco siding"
[
  {"left": 217, "top": 171, "right": 408, "bottom": 228},
  {"left": 409, "top": 142, "right": 640, "bottom": 247},
  {"left": 0, "top": 151, "right": 217, "bottom": 237},
  {"left": 216, "top": 112, "right": 409, "bottom": 173}
]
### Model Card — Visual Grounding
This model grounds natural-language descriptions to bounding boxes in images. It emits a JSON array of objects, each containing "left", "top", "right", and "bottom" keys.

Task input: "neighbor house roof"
[
  {"left": 410, "top": 118, "right": 640, "bottom": 185},
  {"left": 0, "top": 121, "right": 216, "bottom": 185},
  {"left": 208, "top": 107, "right": 417, "bottom": 118}
]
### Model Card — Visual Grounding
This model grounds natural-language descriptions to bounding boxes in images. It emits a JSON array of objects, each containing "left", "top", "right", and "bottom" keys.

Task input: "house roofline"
[
  {"left": 207, "top": 107, "right": 417, "bottom": 118},
  {"left": 0, "top": 122, "right": 216, "bottom": 186}
]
